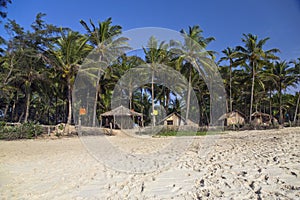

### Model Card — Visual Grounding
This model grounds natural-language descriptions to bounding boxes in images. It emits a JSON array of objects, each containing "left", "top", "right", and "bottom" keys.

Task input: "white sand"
[{"left": 0, "top": 127, "right": 299, "bottom": 199}]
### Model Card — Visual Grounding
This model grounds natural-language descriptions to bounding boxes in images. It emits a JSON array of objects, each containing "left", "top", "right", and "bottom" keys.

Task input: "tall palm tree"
[
  {"left": 114, "top": 55, "right": 145, "bottom": 110},
  {"left": 172, "top": 25, "right": 215, "bottom": 122},
  {"left": 291, "top": 58, "right": 300, "bottom": 124},
  {"left": 236, "top": 33, "right": 279, "bottom": 121},
  {"left": 143, "top": 36, "right": 169, "bottom": 126},
  {"left": 267, "top": 61, "right": 296, "bottom": 124},
  {"left": 218, "top": 47, "right": 240, "bottom": 112},
  {"left": 50, "top": 31, "right": 92, "bottom": 125},
  {"left": 259, "top": 64, "right": 276, "bottom": 117},
  {"left": 80, "top": 18, "right": 127, "bottom": 127}
]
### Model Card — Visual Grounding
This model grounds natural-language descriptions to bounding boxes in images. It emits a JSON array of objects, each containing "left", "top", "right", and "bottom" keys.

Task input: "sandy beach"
[{"left": 0, "top": 127, "right": 299, "bottom": 199}]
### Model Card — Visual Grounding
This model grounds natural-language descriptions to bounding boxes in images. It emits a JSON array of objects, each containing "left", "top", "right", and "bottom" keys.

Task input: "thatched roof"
[
  {"left": 100, "top": 105, "right": 143, "bottom": 117},
  {"left": 158, "top": 112, "right": 183, "bottom": 124},
  {"left": 251, "top": 111, "right": 271, "bottom": 117},
  {"left": 158, "top": 112, "right": 198, "bottom": 125},
  {"left": 218, "top": 111, "right": 245, "bottom": 120}
]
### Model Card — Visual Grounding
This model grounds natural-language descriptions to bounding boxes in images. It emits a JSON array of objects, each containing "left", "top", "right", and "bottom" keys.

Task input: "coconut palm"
[
  {"left": 49, "top": 31, "right": 92, "bottom": 125},
  {"left": 172, "top": 25, "right": 215, "bottom": 122},
  {"left": 292, "top": 58, "right": 300, "bottom": 124},
  {"left": 143, "top": 36, "right": 169, "bottom": 126},
  {"left": 218, "top": 47, "right": 241, "bottom": 112},
  {"left": 267, "top": 61, "right": 296, "bottom": 124},
  {"left": 80, "top": 18, "right": 128, "bottom": 126},
  {"left": 236, "top": 33, "right": 279, "bottom": 122}
]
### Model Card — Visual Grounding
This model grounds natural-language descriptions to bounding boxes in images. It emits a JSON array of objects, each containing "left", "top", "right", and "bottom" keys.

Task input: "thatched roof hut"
[
  {"left": 251, "top": 111, "right": 278, "bottom": 127},
  {"left": 158, "top": 113, "right": 185, "bottom": 126},
  {"left": 158, "top": 112, "right": 198, "bottom": 127},
  {"left": 218, "top": 111, "right": 245, "bottom": 127},
  {"left": 100, "top": 105, "right": 143, "bottom": 129}
]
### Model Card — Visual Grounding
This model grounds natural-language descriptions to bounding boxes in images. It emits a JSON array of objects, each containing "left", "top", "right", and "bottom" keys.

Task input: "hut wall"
[
  {"left": 164, "top": 114, "right": 182, "bottom": 126},
  {"left": 115, "top": 116, "right": 134, "bottom": 129}
]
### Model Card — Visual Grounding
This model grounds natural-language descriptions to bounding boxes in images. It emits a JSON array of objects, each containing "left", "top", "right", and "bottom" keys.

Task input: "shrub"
[{"left": 0, "top": 122, "right": 43, "bottom": 140}]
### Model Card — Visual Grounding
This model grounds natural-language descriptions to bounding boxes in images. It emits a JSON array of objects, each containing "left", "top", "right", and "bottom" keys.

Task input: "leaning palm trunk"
[{"left": 293, "top": 91, "right": 300, "bottom": 124}]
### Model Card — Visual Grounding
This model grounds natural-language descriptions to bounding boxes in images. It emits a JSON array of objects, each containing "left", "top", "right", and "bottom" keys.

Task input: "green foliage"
[
  {"left": 0, "top": 12, "right": 299, "bottom": 128},
  {"left": 155, "top": 129, "right": 222, "bottom": 137},
  {"left": 0, "top": 122, "right": 43, "bottom": 140},
  {"left": 155, "top": 126, "right": 213, "bottom": 136}
]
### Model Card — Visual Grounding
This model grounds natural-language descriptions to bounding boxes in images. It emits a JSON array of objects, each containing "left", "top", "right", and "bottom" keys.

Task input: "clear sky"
[{"left": 1, "top": 0, "right": 300, "bottom": 62}]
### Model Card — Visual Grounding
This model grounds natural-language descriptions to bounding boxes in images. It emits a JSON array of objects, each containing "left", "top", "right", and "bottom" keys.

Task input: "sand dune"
[{"left": 0, "top": 127, "right": 299, "bottom": 199}]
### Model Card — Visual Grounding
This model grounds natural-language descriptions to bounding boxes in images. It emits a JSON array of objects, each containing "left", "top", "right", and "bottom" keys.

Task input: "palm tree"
[
  {"left": 115, "top": 55, "right": 145, "bottom": 110},
  {"left": 292, "top": 58, "right": 300, "bottom": 124},
  {"left": 258, "top": 64, "right": 275, "bottom": 117},
  {"left": 294, "top": 91, "right": 300, "bottom": 124},
  {"left": 236, "top": 33, "right": 279, "bottom": 122},
  {"left": 143, "top": 36, "right": 169, "bottom": 126},
  {"left": 268, "top": 61, "right": 296, "bottom": 124},
  {"left": 218, "top": 47, "right": 240, "bottom": 112},
  {"left": 172, "top": 25, "right": 215, "bottom": 122},
  {"left": 80, "top": 18, "right": 128, "bottom": 127},
  {"left": 49, "top": 31, "right": 92, "bottom": 125}
]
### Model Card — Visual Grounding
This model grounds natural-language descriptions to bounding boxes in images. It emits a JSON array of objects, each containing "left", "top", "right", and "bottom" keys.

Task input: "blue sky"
[{"left": 1, "top": 0, "right": 300, "bottom": 63}]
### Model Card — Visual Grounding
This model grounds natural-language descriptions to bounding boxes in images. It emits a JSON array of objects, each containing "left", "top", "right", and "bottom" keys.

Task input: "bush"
[
  {"left": 155, "top": 126, "right": 208, "bottom": 137},
  {"left": 0, "top": 122, "right": 43, "bottom": 140}
]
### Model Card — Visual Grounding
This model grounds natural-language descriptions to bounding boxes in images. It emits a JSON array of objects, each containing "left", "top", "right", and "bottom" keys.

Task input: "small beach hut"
[
  {"left": 100, "top": 105, "right": 143, "bottom": 129},
  {"left": 251, "top": 111, "right": 278, "bottom": 128},
  {"left": 159, "top": 113, "right": 185, "bottom": 126},
  {"left": 218, "top": 111, "right": 245, "bottom": 128},
  {"left": 158, "top": 112, "right": 198, "bottom": 127}
]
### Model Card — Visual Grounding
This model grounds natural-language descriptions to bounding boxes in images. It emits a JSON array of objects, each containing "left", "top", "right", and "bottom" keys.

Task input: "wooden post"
[
  {"left": 113, "top": 115, "right": 116, "bottom": 129},
  {"left": 109, "top": 121, "right": 113, "bottom": 135},
  {"left": 100, "top": 116, "right": 102, "bottom": 128}
]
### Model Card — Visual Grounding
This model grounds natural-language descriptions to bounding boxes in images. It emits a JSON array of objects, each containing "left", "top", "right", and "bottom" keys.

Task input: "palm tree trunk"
[
  {"left": 24, "top": 87, "right": 31, "bottom": 123},
  {"left": 185, "top": 69, "right": 192, "bottom": 122},
  {"left": 3, "top": 104, "right": 9, "bottom": 119},
  {"left": 129, "top": 93, "right": 132, "bottom": 110},
  {"left": 249, "top": 65, "right": 255, "bottom": 122},
  {"left": 229, "top": 60, "right": 233, "bottom": 112},
  {"left": 269, "top": 90, "right": 272, "bottom": 116},
  {"left": 129, "top": 84, "right": 133, "bottom": 110},
  {"left": 225, "top": 95, "right": 229, "bottom": 113},
  {"left": 92, "top": 68, "right": 102, "bottom": 127},
  {"left": 151, "top": 68, "right": 155, "bottom": 126},
  {"left": 11, "top": 98, "right": 16, "bottom": 121},
  {"left": 92, "top": 82, "right": 99, "bottom": 127},
  {"left": 86, "top": 89, "right": 90, "bottom": 125},
  {"left": 165, "top": 88, "right": 170, "bottom": 112},
  {"left": 293, "top": 91, "right": 300, "bottom": 123},
  {"left": 67, "top": 77, "right": 72, "bottom": 125},
  {"left": 279, "top": 81, "right": 283, "bottom": 124},
  {"left": 55, "top": 96, "right": 58, "bottom": 124}
]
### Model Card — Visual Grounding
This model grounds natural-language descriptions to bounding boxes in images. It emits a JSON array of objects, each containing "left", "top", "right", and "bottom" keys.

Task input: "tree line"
[{"left": 0, "top": 13, "right": 299, "bottom": 126}]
